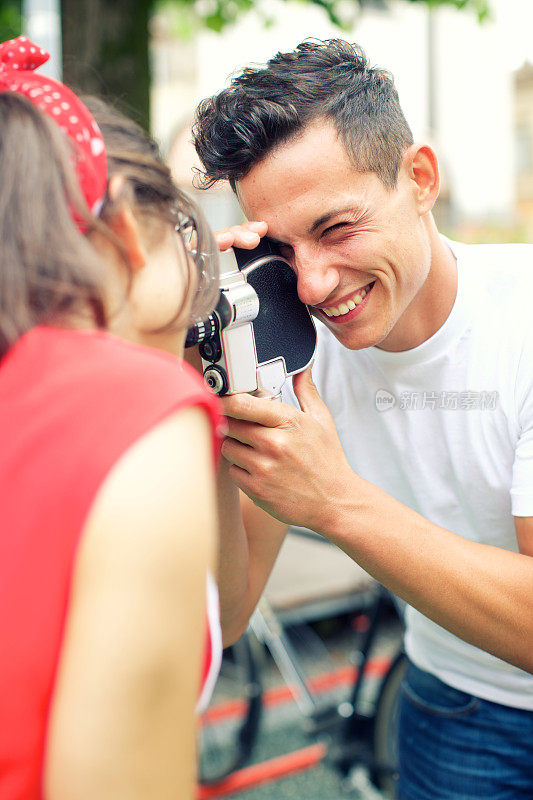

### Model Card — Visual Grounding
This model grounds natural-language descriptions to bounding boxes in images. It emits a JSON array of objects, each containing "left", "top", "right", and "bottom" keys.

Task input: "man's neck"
[{"left": 377, "top": 222, "right": 458, "bottom": 353}]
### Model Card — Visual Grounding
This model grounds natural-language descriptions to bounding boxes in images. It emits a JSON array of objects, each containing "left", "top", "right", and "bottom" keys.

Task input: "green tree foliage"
[
  {"left": 405, "top": 0, "right": 490, "bottom": 22},
  {"left": 159, "top": 0, "right": 491, "bottom": 35},
  {"left": 0, "top": 1, "right": 22, "bottom": 41},
  {"left": 2, "top": 0, "right": 490, "bottom": 130}
]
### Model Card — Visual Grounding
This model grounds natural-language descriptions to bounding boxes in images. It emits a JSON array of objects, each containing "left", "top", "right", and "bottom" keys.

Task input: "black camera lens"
[
  {"left": 185, "top": 313, "right": 219, "bottom": 349},
  {"left": 199, "top": 338, "right": 222, "bottom": 363}
]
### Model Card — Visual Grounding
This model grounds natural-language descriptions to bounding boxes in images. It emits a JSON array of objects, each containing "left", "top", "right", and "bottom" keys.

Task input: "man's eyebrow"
[
  {"left": 268, "top": 205, "right": 367, "bottom": 246},
  {"left": 309, "top": 205, "right": 366, "bottom": 234}
]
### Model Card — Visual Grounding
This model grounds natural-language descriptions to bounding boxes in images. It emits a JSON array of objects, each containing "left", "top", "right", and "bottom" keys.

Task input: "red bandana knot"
[{"left": 0, "top": 35, "right": 107, "bottom": 216}]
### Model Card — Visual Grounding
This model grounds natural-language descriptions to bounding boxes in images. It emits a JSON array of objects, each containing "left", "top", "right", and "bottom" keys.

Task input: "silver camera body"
[{"left": 186, "top": 239, "right": 317, "bottom": 398}]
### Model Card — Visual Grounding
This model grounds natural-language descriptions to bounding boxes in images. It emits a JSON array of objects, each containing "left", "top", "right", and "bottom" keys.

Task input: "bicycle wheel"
[
  {"left": 372, "top": 651, "right": 407, "bottom": 798},
  {"left": 198, "top": 629, "right": 263, "bottom": 785}
]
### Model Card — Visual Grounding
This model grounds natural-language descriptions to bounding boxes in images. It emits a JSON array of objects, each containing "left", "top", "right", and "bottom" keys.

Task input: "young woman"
[{"left": 0, "top": 38, "right": 222, "bottom": 800}]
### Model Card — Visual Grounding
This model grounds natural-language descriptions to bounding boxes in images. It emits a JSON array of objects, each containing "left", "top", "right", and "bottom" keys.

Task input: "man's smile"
[{"left": 317, "top": 281, "right": 376, "bottom": 320}]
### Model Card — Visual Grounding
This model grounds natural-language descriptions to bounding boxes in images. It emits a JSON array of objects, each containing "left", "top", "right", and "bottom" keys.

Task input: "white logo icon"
[{"left": 375, "top": 389, "right": 396, "bottom": 412}]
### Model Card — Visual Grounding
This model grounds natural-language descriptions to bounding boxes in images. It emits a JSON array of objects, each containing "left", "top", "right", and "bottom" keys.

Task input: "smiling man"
[
  {"left": 235, "top": 119, "right": 455, "bottom": 354},
  {"left": 193, "top": 39, "right": 533, "bottom": 799}
]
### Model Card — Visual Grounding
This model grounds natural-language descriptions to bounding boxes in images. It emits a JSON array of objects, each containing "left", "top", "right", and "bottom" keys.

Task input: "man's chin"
[{"left": 317, "top": 316, "right": 380, "bottom": 351}]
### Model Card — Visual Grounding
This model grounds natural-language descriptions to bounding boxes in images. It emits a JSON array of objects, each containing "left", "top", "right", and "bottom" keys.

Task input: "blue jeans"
[{"left": 398, "top": 660, "right": 533, "bottom": 800}]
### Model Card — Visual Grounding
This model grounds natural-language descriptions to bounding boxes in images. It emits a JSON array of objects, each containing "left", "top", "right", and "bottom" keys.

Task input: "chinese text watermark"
[{"left": 375, "top": 390, "right": 499, "bottom": 412}]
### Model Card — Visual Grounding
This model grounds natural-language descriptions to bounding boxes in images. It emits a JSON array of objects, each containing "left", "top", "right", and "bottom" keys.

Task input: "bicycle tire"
[
  {"left": 198, "top": 629, "right": 263, "bottom": 785},
  {"left": 372, "top": 651, "right": 407, "bottom": 798}
]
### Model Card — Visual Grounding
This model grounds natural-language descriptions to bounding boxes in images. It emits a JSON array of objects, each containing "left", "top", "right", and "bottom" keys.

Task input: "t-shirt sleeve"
[{"left": 510, "top": 328, "right": 533, "bottom": 516}]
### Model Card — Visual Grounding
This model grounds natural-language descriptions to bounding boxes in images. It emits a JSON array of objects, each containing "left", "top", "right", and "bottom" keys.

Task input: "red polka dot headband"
[{"left": 0, "top": 35, "right": 107, "bottom": 215}]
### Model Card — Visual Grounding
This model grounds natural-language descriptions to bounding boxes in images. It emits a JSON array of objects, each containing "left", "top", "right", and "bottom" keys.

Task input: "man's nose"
[{"left": 293, "top": 247, "right": 340, "bottom": 307}]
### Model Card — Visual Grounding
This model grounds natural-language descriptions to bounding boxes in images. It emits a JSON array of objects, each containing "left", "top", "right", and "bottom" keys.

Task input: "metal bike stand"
[
  {"left": 250, "top": 596, "right": 319, "bottom": 717},
  {"left": 331, "top": 586, "right": 396, "bottom": 798}
]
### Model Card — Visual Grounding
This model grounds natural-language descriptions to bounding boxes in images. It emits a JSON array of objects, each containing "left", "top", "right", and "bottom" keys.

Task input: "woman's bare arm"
[{"left": 44, "top": 407, "right": 217, "bottom": 800}]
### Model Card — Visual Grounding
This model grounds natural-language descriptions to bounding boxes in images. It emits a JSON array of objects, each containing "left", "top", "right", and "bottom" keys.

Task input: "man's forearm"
[
  {"left": 216, "top": 458, "right": 251, "bottom": 644},
  {"left": 323, "top": 477, "right": 533, "bottom": 674},
  {"left": 216, "top": 459, "right": 288, "bottom": 646},
  {"left": 182, "top": 347, "right": 257, "bottom": 644},
  {"left": 219, "top": 372, "right": 533, "bottom": 672}
]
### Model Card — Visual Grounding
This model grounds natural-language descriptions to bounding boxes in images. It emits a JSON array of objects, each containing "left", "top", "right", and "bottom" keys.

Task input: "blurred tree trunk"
[{"left": 61, "top": 0, "right": 153, "bottom": 130}]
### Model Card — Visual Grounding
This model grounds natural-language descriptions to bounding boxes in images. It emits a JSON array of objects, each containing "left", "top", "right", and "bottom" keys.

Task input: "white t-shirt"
[{"left": 282, "top": 238, "right": 533, "bottom": 709}]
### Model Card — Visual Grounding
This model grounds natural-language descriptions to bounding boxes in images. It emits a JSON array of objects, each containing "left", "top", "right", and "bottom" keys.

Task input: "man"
[{"left": 193, "top": 39, "right": 533, "bottom": 799}]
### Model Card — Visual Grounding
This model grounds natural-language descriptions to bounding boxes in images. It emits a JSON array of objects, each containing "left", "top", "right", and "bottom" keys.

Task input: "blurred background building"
[
  {"left": 515, "top": 61, "right": 533, "bottom": 239},
  {"left": 16, "top": 0, "right": 533, "bottom": 242},
  {"left": 150, "top": 0, "right": 533, "bottom": 243}
]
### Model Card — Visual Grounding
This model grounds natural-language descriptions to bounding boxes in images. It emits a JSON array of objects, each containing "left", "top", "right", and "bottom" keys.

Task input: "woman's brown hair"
[
  {"left": 84, "top": 96, "right": 219, "bottom": 329},
  {"left": 0, "top": 92, "right": 106, "bottom": 360}
]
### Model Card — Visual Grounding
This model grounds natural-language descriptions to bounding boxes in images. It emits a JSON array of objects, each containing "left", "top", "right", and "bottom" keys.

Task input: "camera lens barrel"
[
  {"left": 185, "top": 314, "right": 219, "bottom": 348},
  {"left": 185, "top": 293, "right": 234, "bottom": 349}
]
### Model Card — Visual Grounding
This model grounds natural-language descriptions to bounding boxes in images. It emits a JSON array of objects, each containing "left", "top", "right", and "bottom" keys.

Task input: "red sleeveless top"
[{"left": 0, "top": 326, "right": 224, "bottom": 800}]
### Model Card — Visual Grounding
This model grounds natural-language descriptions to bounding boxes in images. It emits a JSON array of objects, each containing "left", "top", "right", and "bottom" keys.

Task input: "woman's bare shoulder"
[{"left": 44, "top": 406, "right": 218, "bottom": 800}]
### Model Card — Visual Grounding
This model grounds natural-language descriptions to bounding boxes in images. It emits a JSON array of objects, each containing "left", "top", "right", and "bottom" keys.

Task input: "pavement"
[{"left": 199, "top": 601, "right": 404, "bottom": 800}]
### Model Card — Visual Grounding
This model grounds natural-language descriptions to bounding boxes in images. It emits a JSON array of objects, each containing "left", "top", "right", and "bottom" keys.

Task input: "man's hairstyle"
[{"left": 193, "top": 38, "right": 414, "bottom": 191}]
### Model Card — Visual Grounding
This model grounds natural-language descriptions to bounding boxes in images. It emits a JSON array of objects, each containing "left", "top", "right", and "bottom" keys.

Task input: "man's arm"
[
  {"left": 221, "top": 368, "right": 533, "bottom": 674},
  {"left": 516, "top": 516, "right": 533, "bottom": 558},
  {"left": 182, "top": 349, "right": 288, "bottom": 648},
  {"left": 216, "top": 456, "right": 288, "bottom": 646},
  {"left": 184, "top": 219, "right": 288, "bottom": 647}
]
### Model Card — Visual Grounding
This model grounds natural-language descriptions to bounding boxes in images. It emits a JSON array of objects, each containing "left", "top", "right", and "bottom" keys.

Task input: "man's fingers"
[
  {"left": 225, "top": 417, "right": 257, "bottom": 446},
  {"left": 225, "top": 458, "right": 273, "bottom": 514},
  {"left": 226, "top": 462, "right": 256, "bottom": 498},
  {"left": 215, "top": 221, "right": 268, "bottom": 251},
  {"left": 222, "top": 392, "right": 295, "bottom": 427},
  {"left": 222, "top": 371, "right": 331, "bottom": 429},
  {"left": 215, "top": 229, "right": 259, "bottom": 250},
  {"left": 292, "top": 368, "right": 332, "bottom": 425},
  {"left": 221, "top": 437, "right": 253, "bottom": 470},
  {"left": 215, "top": 230, "right": 234, "bottom": 251}
]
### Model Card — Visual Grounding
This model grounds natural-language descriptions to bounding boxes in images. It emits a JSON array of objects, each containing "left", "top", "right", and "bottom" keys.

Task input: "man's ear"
[
  {"left": 105, "top": 174, "right": 147, "bottom": 272},
  {"left": 403, "top": 144, "right": 440, "bottom": 216}
]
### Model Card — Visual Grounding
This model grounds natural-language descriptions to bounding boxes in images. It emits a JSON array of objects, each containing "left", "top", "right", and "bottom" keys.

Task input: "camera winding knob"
[{"left": 203, "top": 365, "right": 228, "bottom": 396}]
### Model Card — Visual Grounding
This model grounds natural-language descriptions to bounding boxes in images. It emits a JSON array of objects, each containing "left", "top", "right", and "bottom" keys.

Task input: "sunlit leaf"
[
  {"left": 156, "top": 0, "right": 491, "bottom": 36},
  {"left": 0, "top": 1, "right": 22, "bottom": 42}
]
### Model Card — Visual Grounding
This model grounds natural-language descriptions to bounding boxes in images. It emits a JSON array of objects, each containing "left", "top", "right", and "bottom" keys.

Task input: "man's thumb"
[{"left": 292, "top": 367, "right": 329, "bottom": 421}]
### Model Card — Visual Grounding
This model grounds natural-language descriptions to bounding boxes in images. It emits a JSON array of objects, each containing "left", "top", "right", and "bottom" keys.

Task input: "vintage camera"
[{"left": 185, "top": 238, "right": 317, "bottom": 398}]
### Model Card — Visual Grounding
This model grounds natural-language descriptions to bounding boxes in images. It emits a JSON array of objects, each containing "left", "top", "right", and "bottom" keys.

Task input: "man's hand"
[
  {"left": 221, "top": 367, "right": 356, "bottom": 533},
  {"left": 215, "top": 220, "right": 268, "bottom": 252}
]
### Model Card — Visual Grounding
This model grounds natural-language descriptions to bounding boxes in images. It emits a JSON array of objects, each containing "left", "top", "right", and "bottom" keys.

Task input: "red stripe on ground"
[
  {"left": 202, "top": 696, "right": 248, "bottom": 724},
  {"left": 197, "top": 742, "right": 327, "bottom": 799},
  {"left": 201, "top": 655, "right": 392, "bottom": 725}
]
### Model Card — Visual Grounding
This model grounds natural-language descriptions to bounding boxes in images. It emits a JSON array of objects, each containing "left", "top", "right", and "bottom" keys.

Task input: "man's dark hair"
[{"left": 193, "top": 38, "right": 414, "bottom": 191}]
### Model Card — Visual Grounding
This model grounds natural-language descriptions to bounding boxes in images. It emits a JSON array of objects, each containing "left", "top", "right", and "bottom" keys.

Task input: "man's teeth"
[{"left": 322, "top": 285, "right": 371, "bottom": 317}]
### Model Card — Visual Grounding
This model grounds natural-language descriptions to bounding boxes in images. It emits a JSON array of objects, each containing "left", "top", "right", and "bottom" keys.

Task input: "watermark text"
[{"left": 375, "top": 390, "right": 499, "bottom": 412}]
